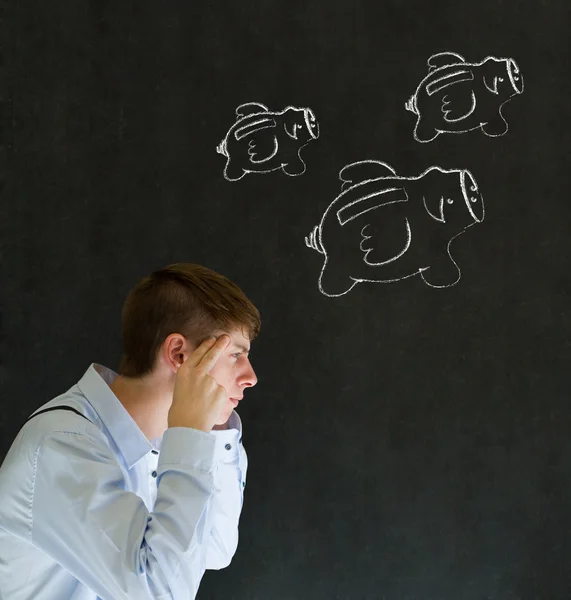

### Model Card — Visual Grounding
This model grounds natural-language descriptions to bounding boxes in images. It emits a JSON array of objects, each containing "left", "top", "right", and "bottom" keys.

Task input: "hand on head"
[{"left": 168, "top": 335, "right": 231, "bottom": 432}]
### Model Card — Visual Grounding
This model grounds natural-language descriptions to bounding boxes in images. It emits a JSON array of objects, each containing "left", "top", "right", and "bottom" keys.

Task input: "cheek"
[{"left": 209, "top": 361, "right": 234, "bottom": 390}]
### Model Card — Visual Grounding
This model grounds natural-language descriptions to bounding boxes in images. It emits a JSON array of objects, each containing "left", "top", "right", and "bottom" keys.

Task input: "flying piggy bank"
[
  {"left": 305, "top": 160, "right": 484, "bottom": 297},
  {"left": 405, "top": 52, "right": 523, "bottom": 142},
  {"left": 216, "top": 102, "right": 319, "bottom": 181}
]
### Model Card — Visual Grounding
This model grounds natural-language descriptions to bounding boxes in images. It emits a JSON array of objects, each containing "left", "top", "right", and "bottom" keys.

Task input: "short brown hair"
[{"left": 118, "top": 263, "right": 261, "bottom": 377}]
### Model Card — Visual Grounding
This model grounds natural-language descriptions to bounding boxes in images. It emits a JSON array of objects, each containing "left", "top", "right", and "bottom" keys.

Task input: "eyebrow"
[{"left": 230, "top": 344, "right": 250, "bottom": 353}]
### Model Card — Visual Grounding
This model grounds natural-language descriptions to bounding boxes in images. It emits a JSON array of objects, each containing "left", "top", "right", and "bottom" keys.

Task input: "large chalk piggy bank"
[
  {"left": 217, "top": 102, "right": 319, "bottom": 181},
  {"left": 305, "top": 160, "right": 484, "bottom": 297},
  {"left": 405, "top": 52, "right": 523, "bottom": 142}
]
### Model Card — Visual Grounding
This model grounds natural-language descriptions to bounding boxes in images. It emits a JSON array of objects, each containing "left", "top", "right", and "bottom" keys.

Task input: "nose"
[
  {"left": 238, "top": 360, "right": 258, "bottom": 389},
  {"left": 305, "top": 108, "right": 320, "bottom": 139},
  {"left": 507, "top": 59, "right": 524, "bottom": 94},
  {"left": 460, "top": 170, "right": 485, "bottom": 223}
]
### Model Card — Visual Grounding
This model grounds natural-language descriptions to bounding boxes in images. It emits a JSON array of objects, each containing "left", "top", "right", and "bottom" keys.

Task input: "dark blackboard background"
[{"left": 2, "top": 1, "right": 571, "bottom": 599}]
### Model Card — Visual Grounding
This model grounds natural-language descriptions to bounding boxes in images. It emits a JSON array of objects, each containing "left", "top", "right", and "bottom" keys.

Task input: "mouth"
[{"left": 230, "top": 397, "right": 242, "bottom": 407}]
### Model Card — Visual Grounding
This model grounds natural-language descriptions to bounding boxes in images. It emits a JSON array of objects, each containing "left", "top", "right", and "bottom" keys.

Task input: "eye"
[
  {"left": 447, "top": 198, "right": 453, "bottom": 204},
  {"left": 499, "top": 77, "right": 504, "bottom": 82}
]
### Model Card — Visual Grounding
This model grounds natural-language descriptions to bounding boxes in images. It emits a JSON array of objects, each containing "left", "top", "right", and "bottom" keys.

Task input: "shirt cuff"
[
  {"left": 159, "top": 427, "right": 217, "bottom": 473},
  {"left": 210, "top": 427, "right": 241, "bottom": 464}
]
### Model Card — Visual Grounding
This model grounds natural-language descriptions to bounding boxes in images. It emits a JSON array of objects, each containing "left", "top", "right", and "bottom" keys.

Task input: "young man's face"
[{"left": 208, "top": 327, "right": 258, "bottom": 425}]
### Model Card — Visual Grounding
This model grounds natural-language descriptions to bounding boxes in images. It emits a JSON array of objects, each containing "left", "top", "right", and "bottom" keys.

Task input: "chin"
[{"left": 216, "top": 408, "right": 234, "bottom": 425}]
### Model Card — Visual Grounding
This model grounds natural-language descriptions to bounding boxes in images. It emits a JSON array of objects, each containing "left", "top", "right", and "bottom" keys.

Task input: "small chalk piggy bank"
[
  {"left": 405, "top": 52, "right": 523, "bottom": 142},
  {"left": 217, "top": 102, "right": 319, "bottom": 181}
]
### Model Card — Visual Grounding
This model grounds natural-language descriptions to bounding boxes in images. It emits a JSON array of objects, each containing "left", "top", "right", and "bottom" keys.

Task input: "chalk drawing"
[
  {"left": 216, "top": 102, "right": 319, "bottom": 181},
  {"left": 405, "top": 52, "right": 523, "bottom": 142},
  {"left": 305, "top": 160, "right": 484, "bottom": 297}
]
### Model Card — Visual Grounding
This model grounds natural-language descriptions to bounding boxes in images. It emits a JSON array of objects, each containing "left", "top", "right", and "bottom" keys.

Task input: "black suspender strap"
[{"left": 25, "top": 406, "right": 92, "bottom": 424}]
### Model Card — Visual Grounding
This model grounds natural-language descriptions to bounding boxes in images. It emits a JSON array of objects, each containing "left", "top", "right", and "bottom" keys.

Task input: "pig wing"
[
  {"left": 440, "top": 88, "right": 477, "bottom": 123},
  {"left": 334, "top": 183, "right": 411, "bottom": 268},
  {"left": 246, "top": 135, "right": 279, "bottom": 164},
  {"left": 232, "top": 114, "right": 279, "bottom": 164},
  {"left": 359, "top": 217, "right": 412, "bottom": 268},
  {"left": 427, "top": 52, "right": 466, "bottom": 72}
]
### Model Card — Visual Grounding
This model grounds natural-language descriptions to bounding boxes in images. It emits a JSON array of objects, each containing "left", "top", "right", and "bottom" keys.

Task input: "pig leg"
[
  {"left": 318, "top": 260, "right": 359, "bottom": 297},
  {"left": 481, "top": 112, "right": 509, "bottom": 137},
  {"left": 282, "top": 153, "right": 307, "bottom": 176},
  {"left": 420, "top": 250, "right": 462, "bottom": 288},
  {"left": 223, "top": 158, "right": 247, "bottom": 181},
  {"left": 413, "top": 116, "right": 440, "bottom": 143}
]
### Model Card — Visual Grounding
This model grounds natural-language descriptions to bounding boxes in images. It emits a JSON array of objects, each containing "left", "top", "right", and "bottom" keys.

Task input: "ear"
[
  {"left": 161, "top": 333, "right": 191, "bottom": 373},
  {"left": 283, "top": 107, "right": 304, "bottom": 127},
  {"left": 422, "top": 193, "right": 446, "bottom": 223}
]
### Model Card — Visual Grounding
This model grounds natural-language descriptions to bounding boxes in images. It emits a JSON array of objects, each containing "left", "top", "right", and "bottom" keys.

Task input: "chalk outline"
[
  {"left": 216, "top": 102, "right": 319, "bottom": 181},
  {"left": 405, "top": 52, "right": 524, "bottom": 142},
  {"left": 305, "top": 160, "right": 484, "bottom": 297}
]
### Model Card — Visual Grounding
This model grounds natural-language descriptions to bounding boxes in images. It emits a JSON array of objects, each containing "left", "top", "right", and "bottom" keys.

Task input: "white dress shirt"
[{"left": 0, "top": 363, "right": 248, "bottom": 599}]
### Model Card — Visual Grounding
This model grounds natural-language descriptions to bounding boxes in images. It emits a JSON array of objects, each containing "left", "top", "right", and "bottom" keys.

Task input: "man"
[{"left": 0, "top": 263, "right": 260, "bottom": 599}]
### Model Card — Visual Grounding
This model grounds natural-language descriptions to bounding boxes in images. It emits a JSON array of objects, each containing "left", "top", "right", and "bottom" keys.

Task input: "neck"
[{"left": 109, "top": 373, "right": 172, "bottom": 442}]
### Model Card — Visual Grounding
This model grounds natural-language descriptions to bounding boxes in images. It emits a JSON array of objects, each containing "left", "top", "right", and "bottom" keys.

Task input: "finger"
[
  {"left": 187, "top": 336, "right": 218, "bottom": 367},
  {"left": 197, "top": 334, "right": 231, "bottom": 373}
]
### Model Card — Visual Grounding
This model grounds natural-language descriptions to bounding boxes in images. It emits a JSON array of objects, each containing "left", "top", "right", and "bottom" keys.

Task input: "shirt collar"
[
  {"left": 77, "top": 363, "right": 153, "bottom": 470},
  {"left": 226, "top": 409, "right": 243, "bottom": 437}
]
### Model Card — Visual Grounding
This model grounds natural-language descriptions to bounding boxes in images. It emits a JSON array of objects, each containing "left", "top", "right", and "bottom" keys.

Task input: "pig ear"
[
  {"left": 339, "top": 160, "right": 396, "bottom": 191},
  {"left": 280, "top": 107, "right": 303, "bottom": 125},
  {"left": 235, "top": 102, "right": 269, "bottom": 119},
  {"left": 423, "top": 194, "right": 446, "bottom": 223},
  {"left": 427, "top": 52, "right": 465, "bottom": 71}
]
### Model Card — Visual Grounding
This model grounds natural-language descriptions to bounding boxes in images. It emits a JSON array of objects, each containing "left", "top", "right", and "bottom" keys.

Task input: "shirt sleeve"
[
  {"left": 204, "top": 432, "right": 246, "bottom": 570},
  {"left": 31, "top": 426, "right": 218, "bottom": 600}
]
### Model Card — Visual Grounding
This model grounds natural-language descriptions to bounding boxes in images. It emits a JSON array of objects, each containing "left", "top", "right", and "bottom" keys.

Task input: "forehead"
[{"left": 213, "top": 327, "right": 251, "bottom": 350}]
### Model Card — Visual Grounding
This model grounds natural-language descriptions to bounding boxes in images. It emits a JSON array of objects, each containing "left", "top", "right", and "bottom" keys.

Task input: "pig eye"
[
  {"left": 499, "top": 77, "right": 504, "bottom": 82},
  {"left": 470, "top": 184, "right": 478, "bottom": 192},
  {"left": 471, "top": 197, "right": 478, "bottom": 203},
  {"left": 447, "top": 198, "right": 453, "bottom": 204}
]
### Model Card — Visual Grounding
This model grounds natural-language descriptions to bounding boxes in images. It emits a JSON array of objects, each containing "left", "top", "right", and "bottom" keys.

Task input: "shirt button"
[
  {"left": 151, "top": 450, "right": 159, "bottom": 455},
  {"left": 151, "top": 471, "right": 157, "bottom": 478},
  {"left": 225, "top": 443, "right": 232, "bottom": 451}
]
